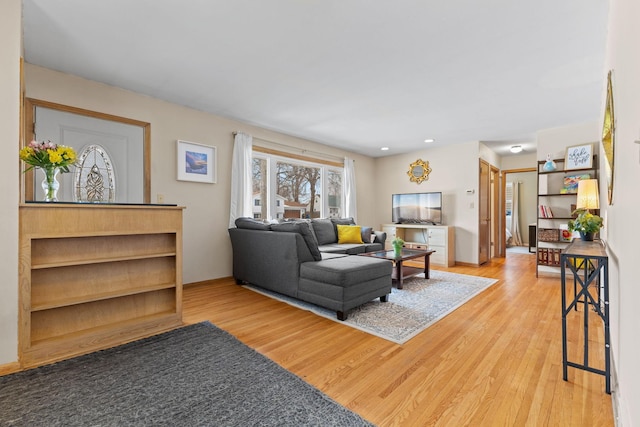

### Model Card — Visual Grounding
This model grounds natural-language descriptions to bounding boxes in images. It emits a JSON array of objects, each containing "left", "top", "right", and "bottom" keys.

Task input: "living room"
[{"left": 2, "top": 1, "right": 640, "bottom": 426}]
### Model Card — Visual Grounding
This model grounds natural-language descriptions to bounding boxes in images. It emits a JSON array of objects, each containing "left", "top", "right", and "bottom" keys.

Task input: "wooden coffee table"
[{"left": 359, "top": 248, "right": 435, "bottom": 289}]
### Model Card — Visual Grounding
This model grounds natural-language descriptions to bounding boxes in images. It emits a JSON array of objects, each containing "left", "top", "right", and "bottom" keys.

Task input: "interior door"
[{"left": 478, "top": 160, "right": 490, "bottom": 264}]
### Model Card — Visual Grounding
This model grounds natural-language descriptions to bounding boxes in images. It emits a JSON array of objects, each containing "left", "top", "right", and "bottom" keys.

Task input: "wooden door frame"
[
  {"left": 491, "top": 165, "right": 500, "bottom": 259},
  {"left": 499, "top": 167, "right": 536, "bottom": 257},
  {"left": 478, "top": 160, "right": 490, "bottom": 264}
]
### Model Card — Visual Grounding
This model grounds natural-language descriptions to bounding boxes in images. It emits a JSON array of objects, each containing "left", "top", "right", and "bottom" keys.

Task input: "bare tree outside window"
[
  {"left": 252, "top": 152, "right": 343, "bottom": 220},
  {"left": 252, "top": 158, "right": 267, "bottom": 219},
  {"left": 327, "top": 169, "right": 343, "bottom": 218}
]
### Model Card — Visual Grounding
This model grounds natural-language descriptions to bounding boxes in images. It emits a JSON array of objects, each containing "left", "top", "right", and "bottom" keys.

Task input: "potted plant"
[
  {"left": 568, "top": 209, "right": 603, "bottom": 241},
  {"left": 392, "top": 237, "right": 404, "bottom": 256}
]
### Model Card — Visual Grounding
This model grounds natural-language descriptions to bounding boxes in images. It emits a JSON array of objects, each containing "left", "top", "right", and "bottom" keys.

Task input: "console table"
[
  {"left": 381, "top": 224, "right": 454, "bottom": 266},
  {"left": 560, "top": 239, "right": 610, "bottom": 394}
]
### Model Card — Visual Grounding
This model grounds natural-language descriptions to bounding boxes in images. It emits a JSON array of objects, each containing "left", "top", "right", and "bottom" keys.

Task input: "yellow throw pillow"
[{"left": 337, "top": 224, "right": 364, "bottom": 244}]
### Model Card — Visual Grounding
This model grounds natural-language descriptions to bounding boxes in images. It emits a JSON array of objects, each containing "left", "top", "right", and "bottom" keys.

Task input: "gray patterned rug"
[
  {"left": 246, "top": 271, "right": 499, "bottom": 344},
  {"left": 0, "top": 322, "right": 373, "bottom": 427}
]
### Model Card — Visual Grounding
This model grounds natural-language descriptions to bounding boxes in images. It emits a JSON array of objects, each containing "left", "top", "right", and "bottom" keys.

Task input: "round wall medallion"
[{"left": 407, "top": 159, "right": 432, "bottom": 184}]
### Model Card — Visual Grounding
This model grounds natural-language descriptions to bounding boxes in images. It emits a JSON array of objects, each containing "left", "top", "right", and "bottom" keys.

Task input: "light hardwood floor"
[{"left": 183, "top": 253, "right": 614, "bottom": 426}]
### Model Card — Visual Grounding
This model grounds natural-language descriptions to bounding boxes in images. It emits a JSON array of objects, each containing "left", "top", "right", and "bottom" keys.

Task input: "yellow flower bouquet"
[
  {"left": 19, "top": 140, "right": 77, "bottom": 201},
  {"left": 19, "top": 140, "right": 77, "bottom": 172}
]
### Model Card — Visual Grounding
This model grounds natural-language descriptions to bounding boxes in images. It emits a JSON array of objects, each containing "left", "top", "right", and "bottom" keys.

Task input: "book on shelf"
[{"left": 539, "top": 205, "right": 554, "bottom": 218}]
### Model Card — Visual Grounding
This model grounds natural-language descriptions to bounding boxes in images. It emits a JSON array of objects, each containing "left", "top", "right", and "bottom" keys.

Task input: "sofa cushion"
[
  {"left": 331, "top": 217, "right": 355, "bottom": 233},
  {"left": 271, "top": 221, "right": 322, "bottom": 261},
  {"left": 311, "top": 219, "right": 337, "bottom": 245},
  {"left": 331, "top": 217, "right": 355, "bottom": 226},
  {"left": 300, "top": 255, "right": 391, "bottom": 287},
  {"left": 235, "top": 217, "right": 272, "bottom": 231},
  {"left": 337, "top": 224, "right": 364, "bottom": 244},
  {"left": 318, "top": 243, "right": 366, "bottom": 255},
  {"left": 360, "top": 226, "right": 373, "bottom": 243}
]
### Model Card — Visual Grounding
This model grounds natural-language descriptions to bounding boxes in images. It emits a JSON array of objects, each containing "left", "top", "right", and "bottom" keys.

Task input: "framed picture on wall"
[
  {"left": 176, "top": 140, "right": 217, "bottom": 183},
  {"left": 564, "top": 143, "right": 594, "bottom": 170}
]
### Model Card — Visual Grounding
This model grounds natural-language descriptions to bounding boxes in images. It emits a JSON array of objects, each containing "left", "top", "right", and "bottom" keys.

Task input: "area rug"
[
  {"left": 245, "top": 270, "right": 499, "bottom": 344},
  {"left": 0, "top": 322, "right": 373, "bottom": 427}
]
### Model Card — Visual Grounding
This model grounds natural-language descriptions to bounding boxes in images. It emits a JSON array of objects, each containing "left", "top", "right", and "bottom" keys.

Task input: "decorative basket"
[{"left": 538, "top": 228, "right": 559, "bottom": 242}]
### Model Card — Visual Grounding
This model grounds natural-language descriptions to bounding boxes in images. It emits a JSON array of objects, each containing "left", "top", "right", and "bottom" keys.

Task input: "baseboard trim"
[
  {"left": 184, "top": 276, "right": 233, "bottom": 287},
  {"left": 454, "top": 261, "right": 480, "bottom": 267},
  {"left": 0, "top": 361, "right": 21, "bottom": 376}
]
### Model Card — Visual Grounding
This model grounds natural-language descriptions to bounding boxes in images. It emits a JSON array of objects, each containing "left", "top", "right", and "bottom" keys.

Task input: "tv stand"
[
  {"left": 382, "top": 223, "right": 455, "bottom": 267},
  {"left": 399, "top": 220, "right": 436, "bottom": 226}
]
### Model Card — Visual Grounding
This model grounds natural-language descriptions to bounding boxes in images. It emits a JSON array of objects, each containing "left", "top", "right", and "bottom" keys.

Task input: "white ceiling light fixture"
[
  {"left": 381, "top": 147, "right": 389, "bottom": 151},
  {"left": 424, "top": 138, "right": 435, "bottom": 143},
  {"left": 510, "top": 145, "right": 523, "bottom": 153}
]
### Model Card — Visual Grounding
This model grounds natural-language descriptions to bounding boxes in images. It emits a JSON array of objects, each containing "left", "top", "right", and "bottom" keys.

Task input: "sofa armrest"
[
  {"left": 228, "top": 228, "right": 315, "bottom": 297},
  {"left": 373, "top": 231, "right": 387, "bottom": 247}
]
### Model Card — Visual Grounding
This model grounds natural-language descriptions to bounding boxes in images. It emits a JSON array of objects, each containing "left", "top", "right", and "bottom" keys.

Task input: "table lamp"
[{"left": 576, "top": 179, "right": 599, "bottom": 211}]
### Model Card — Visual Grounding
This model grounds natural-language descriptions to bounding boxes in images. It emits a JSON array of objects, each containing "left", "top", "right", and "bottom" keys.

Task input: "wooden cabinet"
[
  {"left": 536, "top": 155, "right": 598, "bottom": 276},
  {"left": 19, "top": 203, "right": 184, "bottom": 368},
  {"left": 382, "top": 224, "right": 455, "bottom": 267}
]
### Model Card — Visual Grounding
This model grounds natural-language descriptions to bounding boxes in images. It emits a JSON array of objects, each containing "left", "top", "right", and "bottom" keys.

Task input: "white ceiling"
[{"left": 21, "top": 0, "right": 609, "bottom": 158}]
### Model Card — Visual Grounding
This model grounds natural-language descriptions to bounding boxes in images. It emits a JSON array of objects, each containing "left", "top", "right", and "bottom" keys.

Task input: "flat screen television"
[{"left": 392, "top": 192, "right": 442, "bottom": 224}]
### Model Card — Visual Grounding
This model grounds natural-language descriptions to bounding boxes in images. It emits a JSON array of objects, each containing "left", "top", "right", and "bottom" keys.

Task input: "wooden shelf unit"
[
  {"left": 19, "top": 203, "right": 184, "bottom": 368},
  {"left": 381, "top": 223, "right": 455, "bottom": 267},
  {"left": 536, "top": 155, "right": 598, "bottom": 276}
]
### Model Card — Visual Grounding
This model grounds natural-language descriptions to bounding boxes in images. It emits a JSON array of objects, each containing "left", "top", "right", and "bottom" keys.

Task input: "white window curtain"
[
  {"left": 228, "top": 132, "right": 253, "bottom": 228},
  {"left": 510, "top": 181, "right": 524, "bottom": 246},
  {"left": 344, "top": 157, "right": 357, "bottom": 221}
]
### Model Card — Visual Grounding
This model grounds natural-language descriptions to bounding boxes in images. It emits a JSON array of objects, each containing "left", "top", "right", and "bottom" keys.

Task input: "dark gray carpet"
[{"left": 0, "top": 322, "right": 374, "bottom": 426}]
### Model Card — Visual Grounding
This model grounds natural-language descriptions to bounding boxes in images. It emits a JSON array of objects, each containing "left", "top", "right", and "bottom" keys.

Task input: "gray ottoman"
[{"left": 298, "top": 255, "right": 392, "bottom": 320}]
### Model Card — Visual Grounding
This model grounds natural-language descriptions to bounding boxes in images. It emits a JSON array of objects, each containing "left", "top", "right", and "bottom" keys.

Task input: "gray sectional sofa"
[{"left": 228, "top": 217, "right": 392, "bottom": 320}]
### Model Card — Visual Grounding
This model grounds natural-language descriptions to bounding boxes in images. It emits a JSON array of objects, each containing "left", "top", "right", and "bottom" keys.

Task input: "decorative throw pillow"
[
  {"left": 360, "top": 226, "right": 373, "bottom": 243},
  {"left": 337, "top": 224, "right": 364, "bottom": 244},
  {"left": 311, "top": 218, "right": 337, "bottom": 245},
  {"left": 271, "top": 221, "right": 322, "bottom": 261}
]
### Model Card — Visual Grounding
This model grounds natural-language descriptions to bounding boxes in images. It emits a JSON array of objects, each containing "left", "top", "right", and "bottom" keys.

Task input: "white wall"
[
  {"left": 24, "top": 64, "right": 379, "bottom": 285},
  {"left": 0, "top": 0, "right": 21, "bottom": 366},
  {"left": 602, "top": 0, "right": 640, "bottom": 424},
  {"left": 373, "top": 142, "right": 480, "bottom": 264}
]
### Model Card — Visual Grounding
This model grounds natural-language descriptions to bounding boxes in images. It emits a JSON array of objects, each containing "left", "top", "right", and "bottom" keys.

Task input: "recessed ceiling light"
[
  {"left": 381, "top": 147, "right": 389, "bottom": 151},
  {"left": 510, "top": 145, "right": 523, "bottom": 153},
  {"left": 424, "top": 138, "right": 435, "bottom": 143}
]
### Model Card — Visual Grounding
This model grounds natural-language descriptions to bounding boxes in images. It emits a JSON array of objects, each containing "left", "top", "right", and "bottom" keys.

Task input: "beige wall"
[
  {"left": 501, "top": 152, "right": 537, "bottom": 171},
  {"left": 0, "top": 0, "right": 21, "bottom": 366},
  {"left": 602, "top": 0, "right": 640, "bottom": 423},
  {"left": 373, "top": 142, "right": 481, "bottom": 264},
  {"left": 24, "top": 64, "right": 378, "bottom": 286}
]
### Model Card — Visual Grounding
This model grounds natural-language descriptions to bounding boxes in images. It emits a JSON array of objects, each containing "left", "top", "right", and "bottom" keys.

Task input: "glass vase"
[
  {"left": 41, "top": 167, "right": 60, "bottom": 202},
  {"left": 393, "top": 245, "right": 403, "bottom": 257}
]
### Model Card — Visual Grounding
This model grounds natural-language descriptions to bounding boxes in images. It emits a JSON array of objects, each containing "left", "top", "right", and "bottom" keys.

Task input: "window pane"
[
  {"left": 276, "top": 161, "right": 321, "bottom": 219},
  {"left": 252, "top": 158, "right": 268, "bottom": 219},
  {"left": 327, "top": 169, "right": 342, "bottom": 218}
]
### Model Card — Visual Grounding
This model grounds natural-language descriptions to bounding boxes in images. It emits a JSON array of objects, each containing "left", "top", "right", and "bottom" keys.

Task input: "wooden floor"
[{"left": 183, "top": 253, "right": 614, "bottom": 426}]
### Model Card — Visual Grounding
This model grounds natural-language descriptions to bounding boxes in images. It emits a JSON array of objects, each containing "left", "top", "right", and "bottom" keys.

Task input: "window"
[
  {"left": 252, "top": 151, "right": 344, "bottom": 220},
  {"left": 254, "top": 199, "right": 260, "bottom": 206},
  {"left": 506, "top": 182, "right": 513, "bottom": 216}
]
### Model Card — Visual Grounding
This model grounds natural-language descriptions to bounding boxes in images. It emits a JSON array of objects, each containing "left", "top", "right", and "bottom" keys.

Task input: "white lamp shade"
[{"left": 576, "top": 179, "right": 600, "bottom": 210}]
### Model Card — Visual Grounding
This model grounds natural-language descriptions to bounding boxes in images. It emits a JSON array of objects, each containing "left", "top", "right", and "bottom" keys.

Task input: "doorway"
[{"left": 500, "top": 168, "right": 537, "bottom": 257}]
